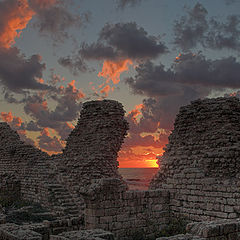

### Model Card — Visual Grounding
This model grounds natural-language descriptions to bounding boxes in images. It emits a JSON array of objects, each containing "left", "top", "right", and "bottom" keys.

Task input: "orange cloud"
[
  {"left": 98, "top": 59, "right": 133, "bottom": 84},
  {"left": 27, "top": 99, "right": 48, "bottom": 116},
  {"left": 1, "top": 112, "right": 13, "bottom": 122},
  {"left": 66, "top": 80, "right": 85, "bottom": 100},
  {"left": 41, "top": 127, "right": 50, "bottom": 137},
  {"left": 100, "top": 85, "right": 111, "bottom": 97},
  {"left": 0, "top": 0, "right": 35, "bottom": 49},
  {"left": 128, "top": 104, "right": 144, "bottom": 123}
]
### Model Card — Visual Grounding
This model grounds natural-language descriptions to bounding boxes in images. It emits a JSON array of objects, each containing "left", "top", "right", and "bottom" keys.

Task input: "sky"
[{"left": 0, "top": 0, "right": 240, "bottom": 168}]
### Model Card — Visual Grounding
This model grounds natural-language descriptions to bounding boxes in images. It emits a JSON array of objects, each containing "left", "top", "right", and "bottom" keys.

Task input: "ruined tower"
[
  {"left": 58, "top": 99, "right": 129, "bottom": 189},
  {"left": 150, "top": 97, "right": 240, "bottom": 221}
]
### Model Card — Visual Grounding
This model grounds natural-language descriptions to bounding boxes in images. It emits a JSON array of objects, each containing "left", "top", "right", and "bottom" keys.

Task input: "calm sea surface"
[{"left": 118, "top": 168, "right": 159, "bottom": 190}]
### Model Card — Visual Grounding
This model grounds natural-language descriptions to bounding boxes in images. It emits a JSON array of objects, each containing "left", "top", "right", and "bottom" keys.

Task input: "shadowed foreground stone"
[{"left": 50, "top": 229, "right": 114, "bottom": 240}]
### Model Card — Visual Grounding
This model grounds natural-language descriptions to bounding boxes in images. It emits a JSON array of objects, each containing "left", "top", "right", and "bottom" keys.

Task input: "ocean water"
[{"left": 118, "top": 168, "right": 159, "bottom": 190}]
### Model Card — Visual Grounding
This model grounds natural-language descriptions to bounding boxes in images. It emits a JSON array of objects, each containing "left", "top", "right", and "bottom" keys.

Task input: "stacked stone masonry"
[
  {"left": 157, "top": 218, "right": 240, "bottom": 240},
  {"left": 151, "top": 97, "right": 240, "bottom": 222},
  {"left": 2, "top": 97, "right": 240, "bottom": 239},
  {"left": 83, "top": 178, "right": 170, "bottom": 240}
]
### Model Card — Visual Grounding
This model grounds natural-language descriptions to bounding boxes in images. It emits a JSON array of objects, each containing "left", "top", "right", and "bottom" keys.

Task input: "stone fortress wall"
[
  {"left": 1, "top": 97, "right": 240, "bottom": 240},
  {"left": 0, "top": 100, "right": 129, "bottom": 218},
  {"left": 150, "top": 97, "right": 240, "bottom": 222}
]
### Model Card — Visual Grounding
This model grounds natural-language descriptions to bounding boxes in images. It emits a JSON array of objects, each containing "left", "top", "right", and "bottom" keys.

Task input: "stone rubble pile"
[
  {"left": 157, "top": 218, "right": 240, "bottom": 240},
  {"left": 50, "top": 229, "right": 114, "bottom": 240}
]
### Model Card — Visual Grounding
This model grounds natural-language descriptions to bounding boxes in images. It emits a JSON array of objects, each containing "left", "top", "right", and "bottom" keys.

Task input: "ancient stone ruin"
[
  {"left": 150, "top": 97, "right": 240, "bottom": 221},
  {"left": 2, "top": 97, "right": 240, "bottom": 240}
]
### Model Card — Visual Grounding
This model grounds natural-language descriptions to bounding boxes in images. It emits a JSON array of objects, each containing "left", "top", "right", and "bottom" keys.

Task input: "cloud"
[
  {"left": 29, "top": 0, "right": 90, "bottom": 42},
  {"left": 175, "top": 53, "right": 240, "bottom": 88},
  {"left": 0, "top": 111, "right": 35, "bottom": 146},
  {"left": 126, "top": 60, "right": 178, "bottom": 97},
  {"left": 0, "top": 0, "right": 35, "bottom": 49},
  {"left": 37, "top": 128, "right": 64, "bottom": 152},
  {"left": 22, "top": 79, "right": 84, "bottom": 140},
  {"left": 174, "top": 3, "right": 240, "bottom": 51},
  {"left": 206, "top": 15, "right": 240, "bottom": 51},
  {"left": 173, "top": 3, "right": 208, "bottom": 51},
  {"left": 25, "top": 120, "right": 42, "bottom": 131},
  {"left": 58, "top": 55, "right": 88, "bottom": 75},
  {"left": 127, "top": 53, "right": 240, "bottom": 97},
  {"left": 80, "top": 42, "right": 117, "bottom": 60},
  {"left": 59, "top": 22, "right": 167, "bottom": 75},
  {"left": 0, "top": 0, "right": 59, "bottom": 93},
  {"left": 224, "top": 0, "right": 237, "bottom": 5},
  {"left": 116, "top": 0, "right": 143, "bottom": 9},
  {"left": 89, "top": 22, "right": 167, "bottom": 60},
  {"left": 98, "top": 59, "right": 133, "bottom": 84},
  {"left": 0, "top": 47, "right": 52, "bottom": 93}
]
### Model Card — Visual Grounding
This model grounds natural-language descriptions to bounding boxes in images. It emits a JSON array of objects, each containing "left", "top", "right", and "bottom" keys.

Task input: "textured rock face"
[
  {"left": 0, "top": 99, "right": 128, "bottom": 217},
  {"left": 61, "top": 100, "right": 129, "bottom": 188},
  {"left": 150, "top": 97, "right": 240, "bottom": 221},
  {"left": 151, "top": 97, "right": 240, "bottom": 186}
]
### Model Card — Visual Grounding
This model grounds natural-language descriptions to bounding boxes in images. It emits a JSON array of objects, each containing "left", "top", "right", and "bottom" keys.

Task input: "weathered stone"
[{"left": 151, "top": 97, "right": 240, "bottom": 221}]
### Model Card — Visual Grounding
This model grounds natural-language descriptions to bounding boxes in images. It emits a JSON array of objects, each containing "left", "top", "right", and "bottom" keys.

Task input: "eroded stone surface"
[
  {"left": 50, "top": 229, "right": 114, "bottom": 240},
  {"left": 0, "top": 99, "right": 128, "bottom": 218},
  {"left": 151, "top": 97, "right": 240, "bottom": 221}
]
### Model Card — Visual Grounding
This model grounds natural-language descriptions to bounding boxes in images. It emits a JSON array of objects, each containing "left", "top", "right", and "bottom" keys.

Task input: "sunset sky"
[{"left": 0, "top": 0, "right": 240, "bottom": 168}]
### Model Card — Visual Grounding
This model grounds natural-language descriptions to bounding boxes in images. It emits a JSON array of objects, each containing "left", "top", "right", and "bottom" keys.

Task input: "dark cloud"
[
  {"left": 23, "top": 80, "right": 84, "bottom": 140},
  {"left": 206, "top": 15, "right": 240, "bottom": 51},
  {"left": 29, "top": 0, "right": 90, "bottom": 42},
  {"left": 37, "top": 128, "right": 63, "bottom": 152},
  {"left": 80, "top": 42, "right": 116, "bottom": 60},
  {"left": 25, "top": 120, "right": 42, "bottom": 131},
  {"left": 0, "top": 47, "right": 52, "bottom": 93},
  {"left": 116, "top": 0, "right": 143, "bottom": 9},
  {"left": 224, "top": 0, "right": 237, "bottom": 5},
  {"left": 126, "top": 61, "right": 178, "bottom": 97},
  {"left": 125, "top": 50, "right": 240, "bottom": 132},
  {"left": 175, "top": 53, "right": 240, "bottom": 88},
  {"left": 174, "top": 3, "right": 240, "bottom": 51},
  {"left": 58, "top": 55, "right": 88, "bottom": 75},
  {"left": 173, "top": 3, "right": 208, "bottom": 51},
  {"left": 98, "top": 22, "right": 167, "bottom": 59},
  {"left": 59, "top": 22, "right": 167, "bottom": 74},
  {"left": 127, "top": 53, "right": 240, "bottom": 99}
]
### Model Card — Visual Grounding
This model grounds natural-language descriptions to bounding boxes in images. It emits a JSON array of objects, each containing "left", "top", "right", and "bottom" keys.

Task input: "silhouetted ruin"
[{"left": 1, "top": 97, "right": 240, "bottom": 240}]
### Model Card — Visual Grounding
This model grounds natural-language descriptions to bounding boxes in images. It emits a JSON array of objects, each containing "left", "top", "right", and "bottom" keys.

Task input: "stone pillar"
[{"left": 62, "top": 100, "right": 129, "bottom": 188}]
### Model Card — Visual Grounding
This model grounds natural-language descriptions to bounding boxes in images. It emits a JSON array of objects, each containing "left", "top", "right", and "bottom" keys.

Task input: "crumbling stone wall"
[
  {"left": 0, "top": 173, "right": 20, "bottom": 206},
  {"left": 157, "top": 218, "right": 240, "bottom": 240},
  {"left": 150, "top": 97, "right": 240, "bottom": 221},
  {"left": 0, "top": 122, "right": 83, "bottom": 216},
  {"left": 0, "top": 100, "right": 128, "bottom": 217},
  {"left": 83, "top": 178, "right": 170, "bottom": 240},
  {"left": 51, "top": 100, "right": 129, "bottom": 212},
  {"left": 60, "top": 100, "right": 129, "bottom": 189}
]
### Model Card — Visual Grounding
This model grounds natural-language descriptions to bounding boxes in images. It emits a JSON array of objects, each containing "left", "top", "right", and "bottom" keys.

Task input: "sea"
[{"left": 118, "top": 168, "right": 159, "bottom": 190}]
